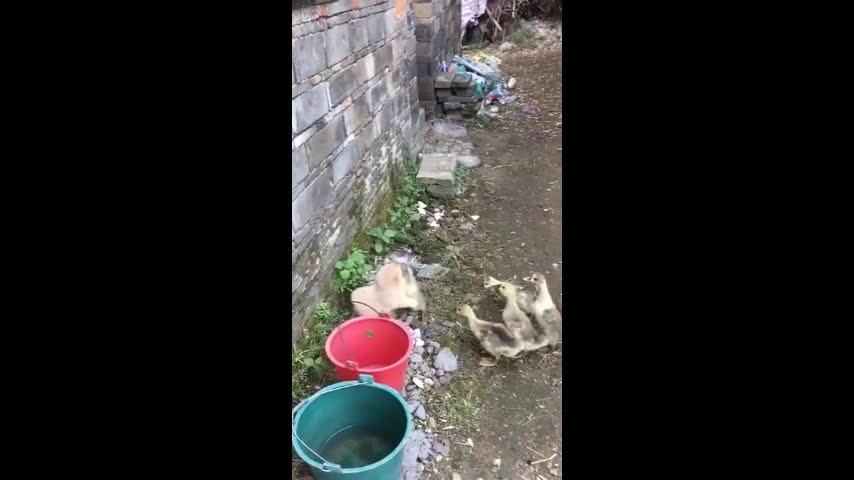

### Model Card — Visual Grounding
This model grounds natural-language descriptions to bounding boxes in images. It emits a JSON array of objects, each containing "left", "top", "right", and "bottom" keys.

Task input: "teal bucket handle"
[{"left": 292, "top": 375, "right": 377, "bottom": 473}]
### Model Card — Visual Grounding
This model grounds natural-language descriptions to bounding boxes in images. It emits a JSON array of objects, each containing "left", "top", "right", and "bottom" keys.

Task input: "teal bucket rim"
[{"left": 292, "top": 374, "right": 413, "bottom": 474}]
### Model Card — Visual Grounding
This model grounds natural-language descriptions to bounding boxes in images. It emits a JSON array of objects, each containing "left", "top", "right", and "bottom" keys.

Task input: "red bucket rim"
[{"left": 324, "top": 315, "right": 414, "bottom": 372}]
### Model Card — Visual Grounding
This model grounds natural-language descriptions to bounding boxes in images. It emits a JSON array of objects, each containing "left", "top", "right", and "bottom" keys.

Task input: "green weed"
[
  {"left": 507, "top": 27, "right": 537, "bottom": 49},
  {"left": 292, "top": 302, "right": 346, "bottom": 402},
  {"left": 367, "top": 226, "right": 398, "bottom": 255},
  {"left": 454, "top": 165, "right": 471, "bottom": 188},
  {"left": 334, "top": 248, "right": 371, "bottom": 293}
]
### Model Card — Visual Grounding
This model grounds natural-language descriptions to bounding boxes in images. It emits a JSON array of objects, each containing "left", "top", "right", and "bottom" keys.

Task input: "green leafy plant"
[
  {"left": 385, "top": 157, "right": 426, "bottom": 240},
  {"left": 507, "top": 27, "right": 537, "bottom": 49},
  {"left": 334, "top": 248, "right": 371, "bottom": 292},
  {"left": 292, "top": 302, "right": 342, "bottom": 402},
  {"left": 368, "top": 226, "right": 397, "bottom": 254},
  {"left": 313, "top": 302, "right": 333, "bottom": 322},
  {"left": 454, "top": 165, "right": 471, "bottom": 187}
]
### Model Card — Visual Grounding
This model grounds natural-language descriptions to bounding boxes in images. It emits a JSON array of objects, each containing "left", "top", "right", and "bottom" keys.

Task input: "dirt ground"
[{"left": 425, "top": 47, "right": 564, "bottom": 480}]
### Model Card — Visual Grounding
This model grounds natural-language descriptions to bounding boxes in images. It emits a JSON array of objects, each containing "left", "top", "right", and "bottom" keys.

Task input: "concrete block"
[
  {"left": 327, "top": 0, "right": 355, "bottom": 16},
  {"left": 325, "top": 24, "right": 352, "bottom": 67},
  {"left": 306, "top": 115, "right": 346, "bottom": 168},
  {"left": 350, "top": 18, "right": 370, "bottom": 52},
  {"left": 367, "top": 12, "right": 386, "bottom": 44},
  {"left": 436, "top": 94, "right": 478, "bottom": 103},
  {"left": 413, "top": 3, "right": 432, "bottom": 17},
  {"left": 332, "top": 141, "right": 360, "bottom": 185},
  {"left": 417, "top": 77, "right": 434, "bottom": 100},
  {"left": 443, "top": 102, "right": 461, "bottom": 110},
  {"left": 435, "top": 88, "right": 451, "bottom": 98},
  {"left": 293, "top": 83, "right": 330, "bottom": 133},
  {"left": 328, "top": 62, "right": 365, "bottom": 106},
  {"left": 451, "top": 73, "right": 473, "bottom": 88},
  {"left": 417, "top": 153, "right": 456, "bottom": 187},
  {"left": 293, "top": 33, "right": 327, "bottom": 82},
  {"left": 434, "top": 73, "right": 453, "bottom": 89},
  {"left": 416, "top": 41, "right": 433, "bottom": 58},
  {"left": 292, "top": 145, "right": 309, "bottom": 189},
  {"left": 358, "top": 53, "right": 376, "bottom": 84},
  {"left": 374, "top": 43, "right": 394, "bottom": 74},
  {"left": 292, "top": 167, "right": 334, "bottom": 231},
  {"left": 369, "top": 80, "right": 389, "bottom": 112},
  {"left": 380, "top": 101, "right": 396, "bottom": 130},
  {"left": 415, "top": 24, "right": 433, "bottom": 42},
  {"left": 344, "top": 93, "right": 371, "bottom": 134},
  {"left": 409, "top": 81, "right": 419, "bottom": 107},
  {"left": 416, "top": 61, "right": 435, "bottom": 78},
  {"left": 383, "top": 8, "right": 396, "bottom": 36}
]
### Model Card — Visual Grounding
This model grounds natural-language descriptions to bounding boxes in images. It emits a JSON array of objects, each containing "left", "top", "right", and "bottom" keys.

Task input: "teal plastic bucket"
[{"left": 292, "top": 374, "right": 413, "bottom": 480}]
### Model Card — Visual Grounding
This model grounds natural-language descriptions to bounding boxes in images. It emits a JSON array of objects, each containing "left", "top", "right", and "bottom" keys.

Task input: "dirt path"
[{"left": 424, "top": 47, "right": 563, "bottom": 480}]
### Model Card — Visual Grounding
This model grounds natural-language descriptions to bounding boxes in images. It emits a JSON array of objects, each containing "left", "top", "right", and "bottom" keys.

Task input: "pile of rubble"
[
  {"left": 400, "top": 326, "right": 460, "bottom": 480},
  {"left": 434, "top": 72, "right": 480, "bottom": 120}
]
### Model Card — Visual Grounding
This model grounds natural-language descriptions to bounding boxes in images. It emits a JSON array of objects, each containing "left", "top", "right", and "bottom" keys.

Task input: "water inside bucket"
[{"left": 319, "top": 424, "right": 397, "bottom": 468}]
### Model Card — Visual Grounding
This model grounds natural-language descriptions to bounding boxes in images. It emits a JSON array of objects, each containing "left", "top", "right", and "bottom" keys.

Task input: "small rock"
[
  {"left": 406, "top": 384, "right": 417, "bottom": 392},
  {"left": 452, "top": 473, "right": 462, "bottom": 480},
  {"left": 436, "top": 369, "right": 445, "bottom": 376},
  {"left": 402, "top": 430, "right": 427, "bottom": 467},
  {"left": 410, "top": 353, "right": 424, "bottom": 365},
  {"left": 434, "top": 347, "right": 459, "bottom": 372},
  {"left": 413, "top": 328, "right": 422, "bottom": 339},
  {"left": 428, "top": 417, "right": 437, "bottom": 429},
  {"left": 550, "top": 468, "right": 559, "bottom": 475},
  {"left": 424, "top": 377, "right": 434, "bottom": 386},
  {"left": 434, "top": 437, "right": 451, "bottom": 456},
  {"left": 429, "top": 341, "right": 441, "bottom": 349},
  {"left": 417, "top": 264, "right": 450, "bottom": 279},
  {"left": 426, "top": 345, "right": 434, "bottom": 355},
  {"left": 414, "top": 346, "right": 425, "bottom": 355},
  {"left": 457, "top": 154, "right": 481, "bottom": 168},
  {"left": 414, "top": 404, "right": 427, "bottom": 420},
  {"left": 459, "top": 222, "right": 475, "bottom": 231},
  {"left": 427, "top": 367, "right": 436, "bottom": 377},
  {"left": 407, "top": 401, "right": 419, "bottom": 413},
  {"left": 499, "top": 41, "right": 515, "bottom": 52},
  {"left": 408, "top": 390, "right": 421, "bottom": 401},
  {"left": 432, "top": 120, "right": 467, "bottom": 138},
  {"left": 415, "top": 338, "right": 425, "bottom": 347},
  {"left": 439, "top": 375, "right": 450, "bottom": 384},
  {"left": 412, "top": 377, "right": 425, "bottom": 389},
  {"left": 507, "top": 77, "right": 517, "bottom": 89}
]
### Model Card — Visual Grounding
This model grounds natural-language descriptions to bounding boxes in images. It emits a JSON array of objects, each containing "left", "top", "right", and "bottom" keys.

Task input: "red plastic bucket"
[{"left": 324, "top": 315, "right": 413, "bottom": 393}]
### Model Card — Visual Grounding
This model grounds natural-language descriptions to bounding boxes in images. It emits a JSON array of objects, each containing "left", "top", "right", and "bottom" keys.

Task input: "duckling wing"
[
  {"left": 482, "top": 322, "right": 520, "bottom": 347},
  {"left": 542, "top": 307, "right": 562, "bottom": 324},
  {"left": 517, "top": 290, "right": 535, "bottom": 315}
]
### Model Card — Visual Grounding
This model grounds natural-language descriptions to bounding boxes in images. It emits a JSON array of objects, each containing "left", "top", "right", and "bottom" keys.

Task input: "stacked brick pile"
[
  {"left": 434, "top": 72, "right": 478, "bottom": 119},
  {"left": 414, "top": 0, "right": 463, "bottom": 119}
]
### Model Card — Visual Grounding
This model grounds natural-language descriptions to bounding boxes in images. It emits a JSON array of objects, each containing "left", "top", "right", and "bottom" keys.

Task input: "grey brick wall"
[
  {"left": 292, "top": 0, "right": 428, "bottom": 337},
  {"left": 413, "top": 0, "right": 463, "bottom": 118}
]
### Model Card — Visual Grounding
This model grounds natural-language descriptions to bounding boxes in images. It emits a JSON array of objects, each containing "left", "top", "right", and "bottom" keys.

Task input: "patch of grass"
[
  {"left": 507, "top": 27, "right": 537, "bottom": 49},
  {"left": 292, "top": 302, "right": 349, "bottom": 403},
  {"left": 469, "top": 114, "right": 499, "bottom": 131},
  {"left": 454, "top": 165, "right": 471, "bottom": 188},
  {"left": 434, "top": 372, "right": 484, "bottom": 435}
]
